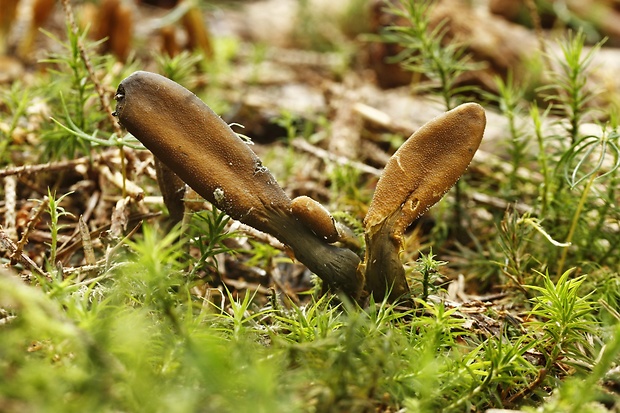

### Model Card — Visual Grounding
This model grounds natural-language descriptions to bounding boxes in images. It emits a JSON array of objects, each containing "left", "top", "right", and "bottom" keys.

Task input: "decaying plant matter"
[{"left": 114, "top": 71, "right": 486, "bottom": 302}]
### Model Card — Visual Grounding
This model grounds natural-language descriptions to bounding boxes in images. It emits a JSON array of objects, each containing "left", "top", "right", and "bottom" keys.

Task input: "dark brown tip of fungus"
[{"left": 291, "top": 196, "right": 340, "bottom": 243}]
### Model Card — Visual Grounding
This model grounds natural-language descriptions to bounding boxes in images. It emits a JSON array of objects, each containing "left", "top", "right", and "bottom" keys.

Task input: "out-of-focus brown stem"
[
  {"left": 182, "top": 4, "right": 213, "bottom": 58},
  {"left": 93, "top": 0, "right": 133, "bottom": 61},
  {"left": 0, "top": 0, "right": 20, "bottom": 55}
]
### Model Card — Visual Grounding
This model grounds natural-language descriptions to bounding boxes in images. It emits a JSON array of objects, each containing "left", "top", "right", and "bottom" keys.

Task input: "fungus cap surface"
[{"left": 365, "top": 102, "right": 486, "bottom": 236}]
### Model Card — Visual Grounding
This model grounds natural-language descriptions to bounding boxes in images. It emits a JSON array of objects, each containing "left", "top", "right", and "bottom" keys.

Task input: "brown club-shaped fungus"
[
  {"left": 114, "top": 71, "right": 362, "bottom": 297},
  {"left": 360, "top": 103, "right": 486, "bottom": 301},
  {"left": 114, "top": 71, "right": 486, "bottom": 303}
]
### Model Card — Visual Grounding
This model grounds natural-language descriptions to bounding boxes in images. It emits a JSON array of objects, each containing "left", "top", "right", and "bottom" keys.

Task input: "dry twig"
[
  {"left": 12, "top": 196, "right": 49, "bottom": 262},
  {"left": 0, "top": 228, "right": 46, "bottom": 276},
  {"left": 291, "top": 138, "right": 382, "bottom": 176},
  {"left": 0, "top": 153, "right": 107, "bottom": 178}
]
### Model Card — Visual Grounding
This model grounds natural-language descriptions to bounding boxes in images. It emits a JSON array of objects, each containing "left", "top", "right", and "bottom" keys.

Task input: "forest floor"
[{"left": 1, "top": 0, "right": 620, "bottom": 412}]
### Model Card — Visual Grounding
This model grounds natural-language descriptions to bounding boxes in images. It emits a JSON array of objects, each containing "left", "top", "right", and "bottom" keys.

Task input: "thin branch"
[
  {"left": 291, "top": 138, "right": 382, "bottom": 177},
  {"left": 12, "top": 196, "right": 49, "bottom": 261},
  {"left": 3, "top": 176, "right": 17, "bottom": 241},
  {"left": 0, "top": 156, "right": 91, "bottom": 178},
  {"left": 0, "top": 227, "right": 47, "bottom": 277}
]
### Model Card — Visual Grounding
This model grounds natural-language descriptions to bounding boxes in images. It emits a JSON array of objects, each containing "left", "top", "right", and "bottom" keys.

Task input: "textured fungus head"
[
  {"left": 365, "top": 102, "right": 486, "bottom": 237},
  {"left": 114, "top": 71, "right": 292, "bottom": 235}
]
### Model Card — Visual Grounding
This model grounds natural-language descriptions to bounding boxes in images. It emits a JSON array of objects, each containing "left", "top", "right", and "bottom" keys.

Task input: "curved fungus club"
[
  {"left": 360, "top": 102, "right": 486, "bottom": 301},
  {"left": 114, "top": 71, "right": 362, "bottom": 298}
]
